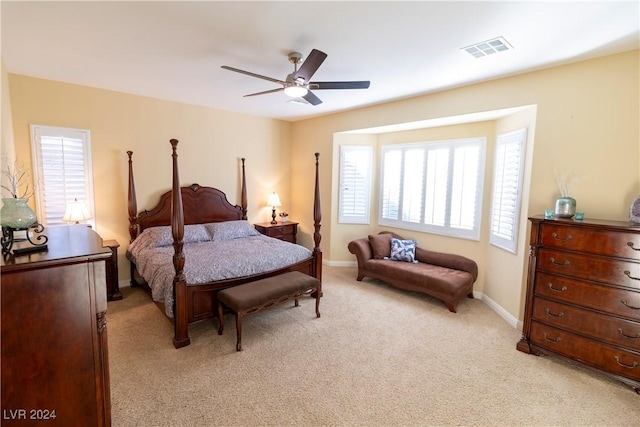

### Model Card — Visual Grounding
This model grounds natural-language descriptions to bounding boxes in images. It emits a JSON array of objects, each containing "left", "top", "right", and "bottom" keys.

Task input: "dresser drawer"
[
  {"left": 530, "top": 322, "right": 640, "bottom": 381},
  {"left": 532, "top": 297, "right": 640, "bottom": 351},
  {"left": 534, "top": 272, "right": 640, "bottom": 321},
  {"left": 254, "top": 222, "right": 298, "bottom": 243},
  {"left": 540, "top": 223, "right": 640, "bottom": 259},
  {"left": 537, "top": 248, "right": 640, "bottom": 290},
  {"left": 267, "top": 226, "right": 292, "bottom": 237}
]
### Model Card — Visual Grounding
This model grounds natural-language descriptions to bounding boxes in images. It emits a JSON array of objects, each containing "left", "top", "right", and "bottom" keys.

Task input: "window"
[
  {"left": 30, "top": 125, "right": 95, "bottom": 227},
  {"left": 490, "top": 128, "right": 527, "bottom": 253},
  {"left": 380, "top": 138, "right": 486, "bottom": 240},
  {"left": 339, "top": 145, "right": 372, "bottom": 224}
]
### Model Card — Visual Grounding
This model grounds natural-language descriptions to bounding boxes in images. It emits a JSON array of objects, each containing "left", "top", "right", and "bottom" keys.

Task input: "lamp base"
[{"left": 271, "top": 208, "right": 277, "bottom": 225}]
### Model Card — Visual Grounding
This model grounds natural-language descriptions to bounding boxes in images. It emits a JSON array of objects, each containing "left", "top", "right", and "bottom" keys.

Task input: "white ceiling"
[{"left": 2, "top": 1, "right": 638, "bottom": 122}]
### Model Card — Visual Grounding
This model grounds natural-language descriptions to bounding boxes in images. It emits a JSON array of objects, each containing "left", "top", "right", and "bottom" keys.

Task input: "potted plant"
[
  {"left": 279, "top": 211, "right": 289, "bottom": 223},
  {"left": 1, "top": 159, "right": 37, "bottom": 229}
]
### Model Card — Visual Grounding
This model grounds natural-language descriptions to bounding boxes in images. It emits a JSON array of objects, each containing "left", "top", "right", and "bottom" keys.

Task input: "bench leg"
[
  {"left": 315, "top": 285, "right": 321, "bottom": 318},
  {"left": 295, "top": 298, "right": 299, "bottom": 307},
  {"left": 235, "top": 313, "right": 243, "bottom": 351},
  {"left": 217, "top": 303, "right": 224, "bottom": 335}
]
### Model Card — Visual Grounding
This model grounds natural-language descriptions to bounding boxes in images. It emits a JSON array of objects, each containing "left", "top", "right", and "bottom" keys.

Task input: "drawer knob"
[
  {"left": 544, "top": 308, "right": 564, "bottom": 318},
  {"left": 621, "top": 299, "right": 640, "bottom": 310},
  {"left": 549, "top": 257, "right": 570, "bottom": 266},
  {"left": 623, "top": 270, "right": 640, "bottom": 282},
  {"left": 614, "top": 356, "right": 639, "bottom": 369},
  {"left": 617, "top": 328, "right": 640, "bottom": 339},
  {"left": 547, "top": 282, "right": 568, "bottom": 293},
  {"left": 551, "top": 232, "right": 572, "bottom": 241},
  {"left": 627, "top": 241, "right": 640, "bottom": 251},
  {"left": 543, "top": 332, "right": 561, "bottom": 343}
]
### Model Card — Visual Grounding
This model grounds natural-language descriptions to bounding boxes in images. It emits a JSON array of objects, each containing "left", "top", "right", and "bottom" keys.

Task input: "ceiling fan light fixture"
[{"left": 284, "top": 85, "right": 308, "bottom": 98}]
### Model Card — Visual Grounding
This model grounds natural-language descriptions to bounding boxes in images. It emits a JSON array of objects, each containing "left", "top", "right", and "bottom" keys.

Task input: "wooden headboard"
[{"left": 127, "top": 151, "right": 248, "bottom": 241}]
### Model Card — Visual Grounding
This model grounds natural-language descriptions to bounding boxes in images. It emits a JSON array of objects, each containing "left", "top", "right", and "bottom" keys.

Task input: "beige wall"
[
  {"left": 6, "top": 50, "right": 638, "bottom": 325},
  {"left": 9, "top": 75, "right": 292, "bottom": 279},
  {"left": 290, "top": 50, "right": 639, "bottom": 323},
  {"left": 1, "top": 62, "right": 16, "bottom": 167}
]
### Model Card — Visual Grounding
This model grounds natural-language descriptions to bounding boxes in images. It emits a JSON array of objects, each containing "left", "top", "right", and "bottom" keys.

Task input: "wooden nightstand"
[
  {"left": 103, "top": 239, "right": 122, "bottom": 301},
  {"left": 254, "top": 222, "right": 298, "bottom": 243}
]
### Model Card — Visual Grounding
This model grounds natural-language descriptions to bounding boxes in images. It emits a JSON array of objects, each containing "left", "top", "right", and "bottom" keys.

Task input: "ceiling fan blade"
[
  {"left": 309, "top": 81, "right": 370, "bottom": 90},
  {"left": 244, "top": 88, "right": 284, "bottom": 97},
  {"left": 221, "top": 65, "right": 284, "bottom": 85},
  {"left": 293, "top": 49, "right": 327, "bottom": 82},
  {"left": 302, "top": 90, "right": 323, "bottom": 106}
]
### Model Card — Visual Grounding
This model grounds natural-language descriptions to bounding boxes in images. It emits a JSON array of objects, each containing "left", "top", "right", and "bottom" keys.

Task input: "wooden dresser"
[
  {"left": 518, "top": 216, "right": 640, "bottom": 393},
  {"left": 1, "top": 226, "right": 113, "bottom": 426},
  {"left": 254, "top": 221, "right": 298, "bottom": 243}
]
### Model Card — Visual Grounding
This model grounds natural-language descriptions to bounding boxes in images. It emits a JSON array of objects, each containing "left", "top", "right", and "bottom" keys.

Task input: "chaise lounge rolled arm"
[{"left": 347, "top": 231, "right": 478, "bottom": 313}]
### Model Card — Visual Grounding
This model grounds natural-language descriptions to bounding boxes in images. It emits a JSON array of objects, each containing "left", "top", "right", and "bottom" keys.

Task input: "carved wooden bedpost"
[
  {"left": 170, "top": 139, "right": 189, "bottom": 349},
  {"left": 313, "top": 152, "right": 322, "bottom": 281},
  {"left": 127, "top": 151, "right": 138, "bottom": 242},
  {"left": 241, "top": 157, "right": 248, "bottom": 220}
]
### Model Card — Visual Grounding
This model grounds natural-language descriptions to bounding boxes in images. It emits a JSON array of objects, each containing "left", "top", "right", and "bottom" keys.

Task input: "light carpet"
[{"left": 107, "top": 266, "right": 639, "bottom": 426}]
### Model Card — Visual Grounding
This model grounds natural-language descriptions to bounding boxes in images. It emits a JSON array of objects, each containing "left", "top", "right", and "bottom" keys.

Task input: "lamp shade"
[
  {"left": 63, "top": 198, "right": 92, "bottom": 223},
  {"left": 267, "top": 192, "right": 282, "bottom": 208}
]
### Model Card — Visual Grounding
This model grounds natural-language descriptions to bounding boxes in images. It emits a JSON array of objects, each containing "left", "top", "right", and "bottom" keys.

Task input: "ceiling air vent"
[{"left": 462, "top": 37, "right": 512, "bottom": 58}]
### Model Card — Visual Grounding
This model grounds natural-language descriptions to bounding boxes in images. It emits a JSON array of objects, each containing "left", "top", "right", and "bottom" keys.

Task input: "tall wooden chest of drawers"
[
  {"left": 518, "top": 216, "right": 640, "bottom": 393},
  {"left": 1, "top": 226, "right": 113, "bottom": 425}
]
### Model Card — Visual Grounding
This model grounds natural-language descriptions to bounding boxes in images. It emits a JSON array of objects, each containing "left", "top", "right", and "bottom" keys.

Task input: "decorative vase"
[
  {"left": 555, "top": 196, "right": 576, "bottom": 218},
  {"left": 0, "top": 198, "right": 37, "bottom": 229}
]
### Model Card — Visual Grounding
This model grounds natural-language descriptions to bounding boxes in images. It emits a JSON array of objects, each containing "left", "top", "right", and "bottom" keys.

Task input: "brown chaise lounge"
[{"left": 348, "top": 231, "right": 478, "bottom": 312}]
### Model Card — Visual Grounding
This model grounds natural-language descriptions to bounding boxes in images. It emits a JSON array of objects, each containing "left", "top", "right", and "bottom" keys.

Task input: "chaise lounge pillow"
[
  {"left": 368, "top": 233, "right": 393, "bottom": 259},
  {"left": 388, "top": 238, "right": 418, "bottom": 263}
]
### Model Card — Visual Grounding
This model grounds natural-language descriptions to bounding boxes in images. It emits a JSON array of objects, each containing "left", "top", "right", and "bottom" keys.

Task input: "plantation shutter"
[
  {"left": 31, "top": 125, "right": 94, "bottom": 226},
  {"left": 490, "top": 128, "right": 527, "bottom": 253},
  {"left": 338, "top": 145, "right": 372, "bottom": 224},
  {"left": 381, "top": 148, "right": 402, "bottom": 221}
]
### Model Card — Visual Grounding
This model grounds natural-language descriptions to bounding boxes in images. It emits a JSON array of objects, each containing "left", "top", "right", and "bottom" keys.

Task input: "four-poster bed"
[{"left": 126, "top": 139, "right": 322, "bottom": 348}]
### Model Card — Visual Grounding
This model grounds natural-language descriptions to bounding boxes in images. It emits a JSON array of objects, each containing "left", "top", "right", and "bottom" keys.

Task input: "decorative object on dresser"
[
  {"left": 553, "top": 170, "right": 579, "bottom": 218},
  {"left": 103, "top": 239, "right": 121, "bottom": 301},
  {"left": 0, "top": 158, "right": 47, "bottom": 254},
  {"left": 630, "top": 196, "right": 640, "bottom": 224},
  {"left": 254, "top": 221, "right": 298, "bottom": 244},
  {"left": 1, "top": 225, "right": 113, "bottom": 425},
  {"left": 267, "top": 192, "right": 282, "bottom": 224},
  {"left": 518, "top": 216, "right": 640, "bottom": 394},
  {"left": 126, "top": 143, "right": 322, "bottom": 348},
  {"left": 279, "top": 211, "right": 289, "bottom": 223}
]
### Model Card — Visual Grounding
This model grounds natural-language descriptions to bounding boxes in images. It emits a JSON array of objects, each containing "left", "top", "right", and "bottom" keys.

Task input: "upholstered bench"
[{"left": 217, "top": 271, "right": 321, "bottom": 351}]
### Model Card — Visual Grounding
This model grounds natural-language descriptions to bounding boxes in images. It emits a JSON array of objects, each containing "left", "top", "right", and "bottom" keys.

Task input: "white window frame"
[
  {"left": 30, "top": 125, "right": 95, "bottom": 227},
  {"left": 338, "top": 145, "right": 373, "bottom": 224},
  {"left": 379, "top": 138, "right": 486, "bottom": 240},
  {"left": 489, "top": 128, "right": 527, "bottom": 253}
]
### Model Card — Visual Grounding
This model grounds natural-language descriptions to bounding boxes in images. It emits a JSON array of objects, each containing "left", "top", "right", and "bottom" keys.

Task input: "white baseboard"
[
  {"left": 479, "top": 292, "right": 521, "bottom": 330},
  {"left": 325, "top": 260, "right": 357, "bottom": 268}
]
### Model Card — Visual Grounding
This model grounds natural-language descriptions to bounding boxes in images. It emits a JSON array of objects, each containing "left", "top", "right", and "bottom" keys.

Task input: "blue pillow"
[{"left": 387, "top": 238, "right": 418, "bottom": 263}]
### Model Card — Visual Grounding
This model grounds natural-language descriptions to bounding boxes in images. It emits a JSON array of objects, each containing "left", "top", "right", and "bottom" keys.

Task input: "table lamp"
[
  {"left": 267, "top": 192, "right": 281, "bottom": 224},
  {"left": 63, "top": 198, "right": 92, "bottom": 224}
]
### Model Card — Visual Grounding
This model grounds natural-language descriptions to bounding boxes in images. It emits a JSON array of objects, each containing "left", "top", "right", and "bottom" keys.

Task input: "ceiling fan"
[{"left": 221, "top": 49, "right": 370, "bottom": 106}]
